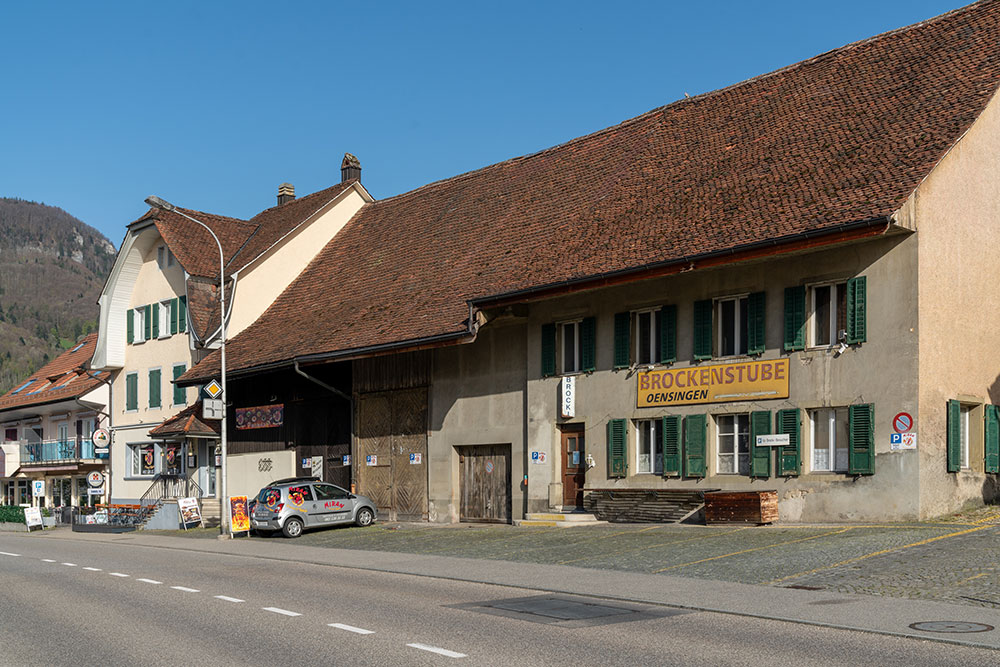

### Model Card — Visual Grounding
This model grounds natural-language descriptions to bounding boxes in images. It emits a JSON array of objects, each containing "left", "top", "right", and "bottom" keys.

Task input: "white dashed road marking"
[
  {"left": 0, "top": 551, "right": 20, "bottom": 557},
  {"left": 215, "top": 596, "right": 244, "bottom": 603},
  {"left": 328, "top": 623, "right": 375, "bottom": 635},
  {"left": 110, "top": 573, "right": 129, "bottom": 578},
  {"left": 137, "top": 578, "right": 162, "bottom": 585},
  {"left": 83, "top": 567, "right": 102, "bottom": 571},
  {"left": 172, "top": 586, "right": 200, "bottom": 593},
  {"left": 62, "top": 563, "right": 77, "bottom": 567},
  {"left": 41, "top": 559, "right": 56, "bottom": 563},
  {"left": 407, "top": 643, "right": 467, "bottom": 659},
  {"left": 263, "top": 607, "right": 301, "bottom": 617}
]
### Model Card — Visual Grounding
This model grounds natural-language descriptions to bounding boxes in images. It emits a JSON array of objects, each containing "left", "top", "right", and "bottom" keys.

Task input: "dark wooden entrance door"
[
  {"left": 561, "top": 427, "right": 585, "bottom": 508},
  {"left": 458, "top": 444, "right": 511, "bottom": 523},
  {"left": 356, "top": 389, "right": 428, "bottom": 521}
]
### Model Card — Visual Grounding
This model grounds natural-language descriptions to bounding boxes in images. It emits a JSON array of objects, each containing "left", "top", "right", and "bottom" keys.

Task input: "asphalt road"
[{"left": 1, "top": 534, "right": 997, "bottom": 666}]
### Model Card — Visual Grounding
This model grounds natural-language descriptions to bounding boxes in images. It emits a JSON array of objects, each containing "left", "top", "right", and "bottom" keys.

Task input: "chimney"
[
  {"left": 277, "top": 183, "right": 295, "bottom": 205},
  {"left": 341, "top": 153, "right": 361, "bottom": 183}
]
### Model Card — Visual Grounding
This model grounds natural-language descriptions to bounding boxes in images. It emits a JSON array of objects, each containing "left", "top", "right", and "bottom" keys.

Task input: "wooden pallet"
[
  {"left": 704, "top": 490, "right": 778, "bottom": 525},
  {"left": 584, "top": 489, "right": 713, "bottom": 523}
]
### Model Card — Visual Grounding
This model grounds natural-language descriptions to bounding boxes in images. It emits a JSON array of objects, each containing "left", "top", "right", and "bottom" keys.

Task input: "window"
[
  {"left": 157, "top": 246, "right": 165, "bottom": 268},
  {"left": 561, "top": 320, "right": 582, "bottom": 373},
  {"left": 947, "top": 400, "right": 977, "bottom": 472},
  {"left": 3, "top": 428, "right": 17, "bottom": 442},
  {"left": 130, "top": 443, "right": 157, "bottom": 476},
  {"left": 810, "top": 283, "right": 847, "bottom": 347},
  {"left": 173, "top": 364, "right": 187, "bottom": 406},
  {"left": 635, "top": 310, "right": 661, "bottom": 365},
  {"left": 635, "top": 420, "right": 662, "bottom": 474},
  {"left": 131, "top": 307, "right": 146, "bottom": 344},
  {"left": 717, "top": 414, "right": 750, "bottom": 474},
  {"left": 149, "top": 368, "right": 162, "bottom": 409},
  {"left": 287, "top": 485, "right": 314, "bottom": 506},
  {"left": 961, "top": 405, "right": 971, "bottom": 469},
  {"left": 810, "top": 408, "right": 849, "bottom": 472},
  {"left": 159, "top": 300, "right": 173, "bottom": 339},
  {"left": 10, "top": 380, "right": 33, "bottom": 395},
  {"left": 167, "top": 248, "right": 175, "bottom": 267},
  {"left": 718, "top": 296, "right": 749, "bottom": 357},
  {"left": 542, "top": 318, "right": 595, "bottom": 376},
  {"left": 125, "top": 372, "right": 138, "bottom": 411},
  {"left": 313, "top": 484, "right": 350, "bottom": 500}
]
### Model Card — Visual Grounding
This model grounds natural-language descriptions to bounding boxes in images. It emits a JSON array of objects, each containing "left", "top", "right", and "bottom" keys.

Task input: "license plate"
[{"left": 253, "top": 520, "right": 267, "bottom": 527}]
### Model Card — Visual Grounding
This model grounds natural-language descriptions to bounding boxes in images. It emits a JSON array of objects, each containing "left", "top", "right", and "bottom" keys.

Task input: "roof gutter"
[{"left": 471, "top": 215, "right": 895, "bottom": 308}]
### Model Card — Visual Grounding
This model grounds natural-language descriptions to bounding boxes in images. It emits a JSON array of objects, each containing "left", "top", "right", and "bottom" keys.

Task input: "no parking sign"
[{"left": 893, "top": 412, "right": 913, "bottom": 433}]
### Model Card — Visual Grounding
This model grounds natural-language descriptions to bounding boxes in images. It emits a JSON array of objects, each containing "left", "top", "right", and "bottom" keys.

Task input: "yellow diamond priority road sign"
[{"left": 204, "top": 379, "right": 223, "bottom": 399}]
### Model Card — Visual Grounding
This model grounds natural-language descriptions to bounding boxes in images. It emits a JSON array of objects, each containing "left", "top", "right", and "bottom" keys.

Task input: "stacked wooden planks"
[
  {"left": 584, "top": 489, "right": 711, "bottom": 523},
  {"left": 704, "top": 490, "right": 778, "bottom": 525}
]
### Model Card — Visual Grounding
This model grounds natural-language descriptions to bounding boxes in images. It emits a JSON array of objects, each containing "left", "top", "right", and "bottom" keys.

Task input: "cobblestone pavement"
[{"left": 162, "top": 505, "right": 1000, "bottom": 609}]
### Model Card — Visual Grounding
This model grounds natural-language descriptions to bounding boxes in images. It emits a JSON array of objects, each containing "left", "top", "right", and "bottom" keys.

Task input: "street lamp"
[{"left": 144, "top": 195, "right": 229, "bottom": 536}]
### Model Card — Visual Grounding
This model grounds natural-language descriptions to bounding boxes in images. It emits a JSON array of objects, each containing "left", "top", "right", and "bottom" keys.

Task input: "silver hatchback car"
[{"left": 251, "top": 477, "right": 376, "bottom": 538}]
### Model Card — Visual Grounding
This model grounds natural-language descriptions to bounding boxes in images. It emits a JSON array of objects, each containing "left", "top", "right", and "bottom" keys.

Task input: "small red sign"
[{"left": 893, "top": 412, "right": 913, "bottom": 433}]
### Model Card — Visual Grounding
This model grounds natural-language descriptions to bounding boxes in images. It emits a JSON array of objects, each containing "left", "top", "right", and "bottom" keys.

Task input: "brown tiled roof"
[
  {"left": 0, "top": 334, "right": 109, "bottom": 413},
  {"left": 182, "top": 1, "right": 1000, "bottom": 382},
  {"left": 148, "top": 401, "right": 220, "bottom": 437},
  {"left": 149, "top": 208, "right": 256, "bottom": 279}
]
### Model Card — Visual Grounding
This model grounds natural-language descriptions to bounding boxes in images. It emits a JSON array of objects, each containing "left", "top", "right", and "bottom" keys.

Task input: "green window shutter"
[
  {"left": 659, "top": 305, "right": 677, "bottom": 364},
  {"left": 149, "top": 369, "right": 161, "bottom": 409},
  {"left": 747, "top": 291, "right": 766, "bottom": 355},
  {"left": 126, "top": 309, "right": 134, "bottom": 344},
  {"left": 985, "top": 405, "right": 1000, "bottom": 474},
  {"left": 143, "top": 304, "right": 152, "bottom": 340},
  {"left": 783, "top": 286, "right": 805, "bottom": 351},
  {"left": 126, "top": 373, "right": 137, "bottom": 411},
  {"left": 775, "top": 408, "right": 801, "bottom": 476},
  {"left": 683, "top": 414, "right": 706, "bottom": 478},
  {"left": 179, "top": 296, "right": 187, "bottom": 333},
  {"left": 749, "top": 410, "right": 772, "bottom": 478},
  {"left": 580, "top": 316, "right": 596, "bottom": 372},
  {"left": 541, "top": 323, "right": 556, "bottom": 377},
  {"left": 661, "top": 415, "right": 681, "bottom": 477},
  {"left": 846, "top": 276, "right": 867, "bottom": 344},
  {"left": 848, "top": 404, "right": 875, "bottom": 475},
  {"left": 613, "top": 312, "right": 631, "bottom": 369},
  {"left": 947, "top": 399, "right": 961, "bottom": 472},
  {"left": 693, "top": 300, "right": 713, "bottom": 361},
  {"left": 151, "top": 302, "right": 160, "bottom": 339},
  {"left": 607, "top": 419, "right": 627, "bottom": 478},
  {"left": 173, "top": 365, "right": 187, "bottom": 406},
  {"left": 170, "top": 298, "right": 179, "bottom": 335}
]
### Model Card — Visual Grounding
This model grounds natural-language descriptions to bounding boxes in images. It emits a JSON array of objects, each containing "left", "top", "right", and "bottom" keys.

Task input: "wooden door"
[
  {"left": 459, "top": 445, "right": 511, "bottom": 523},
  {"left": 356, "top": 389, "right": 428, "bottom": 521},
  {"left": 561, "top": 427, "right": 586, "bottom": 508}
]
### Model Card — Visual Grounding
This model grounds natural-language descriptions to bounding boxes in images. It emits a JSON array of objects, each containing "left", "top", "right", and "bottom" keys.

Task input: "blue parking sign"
[{"left": 890, "top": 433, "right": 902, "bottom": 444}]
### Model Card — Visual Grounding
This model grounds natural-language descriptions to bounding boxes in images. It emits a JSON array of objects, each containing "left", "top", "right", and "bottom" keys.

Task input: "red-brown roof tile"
[
  {"left": 183, "top": 1, "right": 1000, "bottom": 381},
  {"left": 148, "top": 401, "right": 220, "bottom": 437},
  {"left": 0, "top": 334, "right": 109, "bottom": 413}
]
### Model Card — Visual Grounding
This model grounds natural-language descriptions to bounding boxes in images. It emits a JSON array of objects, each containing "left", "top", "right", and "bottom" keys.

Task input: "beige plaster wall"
[
  {"left": 911, "top": 91, "right": 1000, "bottom": 518},
  {"left": 524, "top": 235, "right": 920, "bottom": 522},
  {"left": 228, "top": 188, "right": 369, "bottom": 337},
  {"left": 429, "top": 322, "right": 526, "bottom": 523},
  {"left": 226, "top": 450, "right": 296, "bottom": 499}
]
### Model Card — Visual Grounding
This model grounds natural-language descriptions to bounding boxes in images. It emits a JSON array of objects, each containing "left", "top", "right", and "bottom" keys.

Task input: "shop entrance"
[
  {"left": 561, "top": 425, "right": 586, "bottom": 508},
  {"left": 356, "top": 388, "right": 428, "bottom": 521},
  {"left": 457, "top": 444, "right": 511, "bottom": 523}
]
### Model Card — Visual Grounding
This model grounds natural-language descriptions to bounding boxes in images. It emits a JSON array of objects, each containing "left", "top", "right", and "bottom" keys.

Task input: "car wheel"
[
  {"left": 282, "top": 516, "right": 304, "bottom": 538},
  {"left": 355, "top": 507, "right": 375, "bottom": 527}
]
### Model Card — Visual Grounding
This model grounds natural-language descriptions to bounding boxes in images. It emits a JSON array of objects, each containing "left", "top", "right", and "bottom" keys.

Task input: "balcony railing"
[{"left": 19, "top": 438, "right": 105, "bottom": 465}]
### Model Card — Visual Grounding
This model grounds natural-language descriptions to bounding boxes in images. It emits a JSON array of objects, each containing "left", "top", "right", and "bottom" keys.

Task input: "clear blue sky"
[{"left": 0, "top": 0, "right": 965, "bottom": 246}]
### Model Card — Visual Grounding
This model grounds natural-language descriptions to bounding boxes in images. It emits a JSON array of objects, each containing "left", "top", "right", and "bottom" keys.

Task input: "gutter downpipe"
[{"left": 293, "top": 360, "right": 354, "bottom": 489}]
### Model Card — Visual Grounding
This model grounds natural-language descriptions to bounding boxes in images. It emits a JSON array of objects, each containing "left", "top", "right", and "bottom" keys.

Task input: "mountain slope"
[{"left": 0, "top": 198, "right": 116, "bottom": 393}]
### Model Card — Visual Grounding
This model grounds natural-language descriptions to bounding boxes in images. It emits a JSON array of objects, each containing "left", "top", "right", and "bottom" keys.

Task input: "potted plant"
[{"left": 40, "top": 507, "right": 55, "bottom": 528}]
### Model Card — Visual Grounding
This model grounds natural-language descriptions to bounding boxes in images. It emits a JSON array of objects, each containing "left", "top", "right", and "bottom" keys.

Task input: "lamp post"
[{"left": 144, "top": 195, "right": 228, "bottom": 536}]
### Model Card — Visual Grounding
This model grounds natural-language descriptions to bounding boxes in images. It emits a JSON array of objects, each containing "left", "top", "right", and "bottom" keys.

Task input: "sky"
[{"left": 0, "top": 0, "right": 968, "bottom": 246}]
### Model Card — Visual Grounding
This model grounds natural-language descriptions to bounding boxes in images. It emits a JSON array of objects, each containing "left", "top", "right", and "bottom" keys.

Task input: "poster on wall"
[
  {"left": 229, "top": 496, "right": 250, "bottom": 535},
  {"left": 141, "top": 445, "right": 156, "bottom": 475},
  {"left": 637, "top": 359, "right": 789, "bottom": 407},
  {"left": 178, "top": 497, "right": 202, "bottom": 529},
  {"left": 235, "top": 404, "right": 284, "bottom": 430}
]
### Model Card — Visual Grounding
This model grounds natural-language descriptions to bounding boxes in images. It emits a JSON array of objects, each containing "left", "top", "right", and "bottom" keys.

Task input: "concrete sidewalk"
[{"left": 27, "top": 528, "right": 1000, "bottom": 651}]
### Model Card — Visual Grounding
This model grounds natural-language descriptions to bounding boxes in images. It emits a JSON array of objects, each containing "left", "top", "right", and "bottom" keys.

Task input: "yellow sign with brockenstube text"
[{"left": 637, "top": 358, "right": 789, "bottom": 407}]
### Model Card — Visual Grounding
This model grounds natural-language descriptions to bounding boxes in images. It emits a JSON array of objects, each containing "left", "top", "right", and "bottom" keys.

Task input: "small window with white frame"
[
  {"left": 634, "top": 309, "right": 661, "bottom": 366},
  {"left": 635, "top": 419, "right": 662, "bottom": 474},
  {"left": 132, "top": 307, "right": 146, "bottom": 343},
  {"left": 810, "top": 282, "right": 848, "bottom": 347},
  {"left": 559, "top": 320, "right": 583, "bottom": 374},
  {"left": 810, "top": 407, "right": 849, "bottom": 472},
  {"left": 716, "top": 414, "right": 749, "bottom": 474},
  {"left": 960, "top": 404, "right": 971, "bottom": 469},
  {"left": 717, "top": 296, "right": 748, "bottom": 357},
  {"left": 159, "top": 299, "right": 173, "bottom": 339}
]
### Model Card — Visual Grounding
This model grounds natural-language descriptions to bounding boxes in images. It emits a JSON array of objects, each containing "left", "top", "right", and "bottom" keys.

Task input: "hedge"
[{"left": 0, "top": 506, "right": 26, "bottom": 523}]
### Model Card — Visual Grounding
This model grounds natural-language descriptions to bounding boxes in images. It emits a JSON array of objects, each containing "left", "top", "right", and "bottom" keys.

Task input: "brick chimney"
[
  {"left": 341, "top": 153, "right": 361, "bottom": 183},
  {"left": 277, "top": 183, "right": 295, "bottom": 205}
]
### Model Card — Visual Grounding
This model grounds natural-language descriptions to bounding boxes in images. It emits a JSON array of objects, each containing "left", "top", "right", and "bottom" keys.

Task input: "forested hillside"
[{"left": 0, "top": 198, "right": 116, "bottom": 392}]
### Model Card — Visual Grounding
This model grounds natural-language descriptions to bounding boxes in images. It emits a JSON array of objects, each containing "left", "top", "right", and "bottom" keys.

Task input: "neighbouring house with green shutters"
[
  {"left": 179, "top": 2, "right": 1000, "bottom": 523},
  {"left": 90, "top": 173, "right": 372, "bottom": 515}
]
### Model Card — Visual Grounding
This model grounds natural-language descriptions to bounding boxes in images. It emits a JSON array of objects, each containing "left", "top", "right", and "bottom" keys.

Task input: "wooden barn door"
[
  {"left": 458, "top": 444, "right": 511, "bottom": 523},
  {"left": 356, "top": 389, "right": 428, "bottom": 521}
]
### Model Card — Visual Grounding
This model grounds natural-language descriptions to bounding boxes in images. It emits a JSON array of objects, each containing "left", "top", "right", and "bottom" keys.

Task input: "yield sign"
[{"left": 204, "top": 379, "right": 223, "bottom": 399}]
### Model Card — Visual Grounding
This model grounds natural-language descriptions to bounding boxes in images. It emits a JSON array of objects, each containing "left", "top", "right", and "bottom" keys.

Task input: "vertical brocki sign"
[
  {"left": 637, "top": 359, "right": 790, "bottom": 407},
  {"left": 561, "top": 376, "right": 576, "bottom": 418}
]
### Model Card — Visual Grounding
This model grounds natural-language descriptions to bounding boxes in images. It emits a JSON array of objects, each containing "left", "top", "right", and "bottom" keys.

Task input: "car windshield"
[{"left": 257, "top": 487, "right": 279, "bottom": 503}]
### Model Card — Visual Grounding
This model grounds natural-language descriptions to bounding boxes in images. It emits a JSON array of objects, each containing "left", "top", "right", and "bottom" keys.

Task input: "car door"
[{"left": 311, "top": 483, "right": 355, "bottom": 524}]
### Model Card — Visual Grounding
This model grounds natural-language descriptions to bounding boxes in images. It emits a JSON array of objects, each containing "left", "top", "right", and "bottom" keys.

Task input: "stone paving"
[{"left": 159, "top": 505, "right": 1000, "bottom": 609}]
